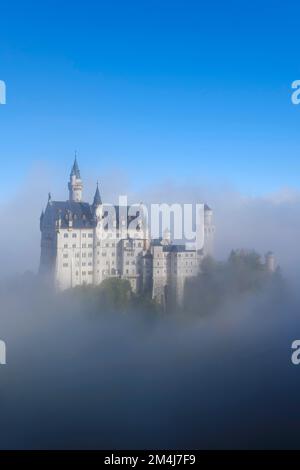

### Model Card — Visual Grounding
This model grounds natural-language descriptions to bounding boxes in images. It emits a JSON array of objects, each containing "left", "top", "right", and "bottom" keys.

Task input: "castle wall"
[{"left": 40, "top": 162, "right": 214, "bottom": 303}]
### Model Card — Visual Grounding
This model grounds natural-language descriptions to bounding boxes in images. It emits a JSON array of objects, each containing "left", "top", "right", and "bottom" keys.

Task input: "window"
[
  {"left": 63, "top": 254, "right": 68, "bottom": 259},
  {"left": 82, "top": 271, "right": 86, "bottom": 276},
  {"left": 88, "top": 233, "right": 93, "bottom": 238},
  {"left": 63, "top": 263, "right": 68, "bottom": 268},
  {"left": 82, "top": 233, "right": 86, "bottom": 238},
  {"left": 82, "top": 244, "right": 86, "bottom": 248},
  {"left": 72, "top": 233, "right": 77, "bottom": 238},
  {"left": 64, "top": 233, "right": 68, "bottom": 238},
  {"left": 75, "top": 253, "right": 80, "bottom": 258},
  {"left": 88, "top": 262, "right": 92, "bottom": 266},
  {"left": 72, "top": 244, "right": 76, "bottom": 249},
  {"left": 82, "top": 262, "right": 86, "bottom": 267},
  {"left": 82, "top": 253, "right": 86, "bottom": 258},
  {"left": 64, "top": 244, "right": 68, "bottom": 248},
  {"left": 88, "top": 244, "right": 93, "bottom": 248},
  {"left": 88, "top": 253, "right": 93, "bottom": 258},
  {"left": 88, "top": 271, "right": 93, "bottom": 275}
]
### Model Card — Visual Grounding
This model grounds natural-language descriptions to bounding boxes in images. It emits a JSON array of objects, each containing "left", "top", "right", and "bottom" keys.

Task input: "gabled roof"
[
  {"left": 43, "top": 200, "right": 140, "bottom": 230},
  {"left": 44, "top": 201, "right": 94, "bottom": 229}
]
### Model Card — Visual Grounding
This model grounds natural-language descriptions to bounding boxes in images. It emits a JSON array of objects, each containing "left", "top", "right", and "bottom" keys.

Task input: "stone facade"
[{"left": 40, "top": 159, "right": 215, "bottom": 306}]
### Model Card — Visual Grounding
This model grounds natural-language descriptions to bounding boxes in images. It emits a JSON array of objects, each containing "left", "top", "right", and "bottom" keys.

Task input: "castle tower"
[
  {"left": 92, "top": 182, "right": 104, "bottom": 285},
  {"left": 203, "top": 204, "right": 215, "bottom": 256},
  {"left": 68, "top": 154, "right": 83, "bottom": 202},
  {"left": 265, "top": 251, "right": 276, "bottom": 273},
  {"left": 92, "top": 181, "right": 102, "bottom": 209}
]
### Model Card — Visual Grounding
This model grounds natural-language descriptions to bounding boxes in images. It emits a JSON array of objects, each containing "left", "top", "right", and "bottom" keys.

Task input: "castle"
[{"left": 39, "top": 158, "right": 215, "bottom": 306}]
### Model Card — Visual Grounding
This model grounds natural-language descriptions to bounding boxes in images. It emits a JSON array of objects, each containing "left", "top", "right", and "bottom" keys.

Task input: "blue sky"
[{"left": 1, "top": 0, "right": 300, "bottom": 200}]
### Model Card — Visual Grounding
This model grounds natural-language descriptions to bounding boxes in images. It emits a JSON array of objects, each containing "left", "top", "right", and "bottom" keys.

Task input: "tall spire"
[
  {"left": 93, "top": 181, "right": 102, "bottom": 207},
  {"left": 70, "top": 151, "right": 81, "bottom": 179},
  {"left": 69, "top": 153, "right": 83, "bottom": 202}
]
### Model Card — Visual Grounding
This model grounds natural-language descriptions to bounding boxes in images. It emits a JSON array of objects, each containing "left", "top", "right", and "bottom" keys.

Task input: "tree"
[{"left": 100, "top": 278, "right": 132, "bottom": 311}]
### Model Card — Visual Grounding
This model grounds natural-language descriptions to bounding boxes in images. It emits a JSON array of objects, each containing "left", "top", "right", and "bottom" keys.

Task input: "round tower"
[
  {"left": 265, "top": 252, "right": 276, "bottom": 273},
  {"left": 204, "top": 204, "right": 213, "bottom": 225},
  {"left": 68, "top": 154, "right": 83, "bottom": 202},
  {"left": 203, "top": 204, "right": 215, "bottom": 257}
]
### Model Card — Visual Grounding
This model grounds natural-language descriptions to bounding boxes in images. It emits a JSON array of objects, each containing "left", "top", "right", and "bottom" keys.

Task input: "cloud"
[
  {"left": 1, "top": 167, "right": 300, "bottom": 449},
  {"left": 1, "top": 166, "right": 300, "bottom": 280},
  {"left": 135, "top": 181, "right": 300, "bottom": 278},
  {"left": 0, "top": 277, "right": 299, "bottom": 449}
]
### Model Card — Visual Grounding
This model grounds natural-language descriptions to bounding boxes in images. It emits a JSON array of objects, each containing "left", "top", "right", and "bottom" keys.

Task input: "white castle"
[{"left": 39, "top": 158, "right": 215, "bottom": 306}]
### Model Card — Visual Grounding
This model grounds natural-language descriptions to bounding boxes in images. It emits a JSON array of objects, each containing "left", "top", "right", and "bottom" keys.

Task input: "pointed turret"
[
  {"left": 70, "top": 153, "right": 81, "bottom": 179},
  {"left": 93, "top": 182, "right": 102, "bottom": 207}
]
